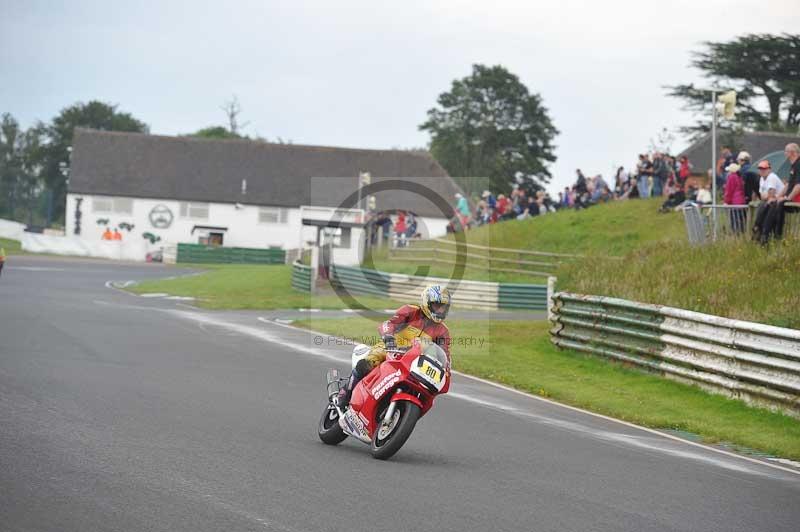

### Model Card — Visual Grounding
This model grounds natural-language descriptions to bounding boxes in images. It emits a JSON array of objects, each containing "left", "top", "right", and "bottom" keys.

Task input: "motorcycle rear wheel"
[
  {"left": 318, "top": 402, "right": 348, "bottom": 445},
  {"left": 370, "top": 401, "right": 421, "bottom": 460}
]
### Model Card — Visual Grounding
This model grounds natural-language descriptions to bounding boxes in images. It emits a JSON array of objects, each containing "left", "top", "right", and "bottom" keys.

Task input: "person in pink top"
[{"left": 723, "top": 163, "right": 747, "bottom": 234}]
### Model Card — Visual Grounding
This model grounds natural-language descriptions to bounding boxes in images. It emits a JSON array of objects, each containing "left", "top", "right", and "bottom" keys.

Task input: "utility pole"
[{"left": 711, "top": 90, "right": 718, "bottom": 241}]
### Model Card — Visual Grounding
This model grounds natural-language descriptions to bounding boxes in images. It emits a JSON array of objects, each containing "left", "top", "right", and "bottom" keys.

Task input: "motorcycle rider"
[{"left": 337, "top": 284, "right": 452, "bottom": 408}]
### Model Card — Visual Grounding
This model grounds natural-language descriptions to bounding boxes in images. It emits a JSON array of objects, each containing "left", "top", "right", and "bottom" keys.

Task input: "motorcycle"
[{"left": 318, "top": 340, "right": 451, "bottom": 460}]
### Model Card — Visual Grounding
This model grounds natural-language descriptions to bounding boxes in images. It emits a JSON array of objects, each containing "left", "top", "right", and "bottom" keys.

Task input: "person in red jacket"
[
  {"left": 723, "top": 163, "right": 747, "bottom": 234},
  {"left": 337, "top": 285, "right": 452, "bottom": 408}
]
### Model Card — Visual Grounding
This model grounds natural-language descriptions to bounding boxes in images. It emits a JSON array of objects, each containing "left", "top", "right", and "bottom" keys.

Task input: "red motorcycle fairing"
[{"left": 347, "top": 344, "right": 444, "bottom": 440}]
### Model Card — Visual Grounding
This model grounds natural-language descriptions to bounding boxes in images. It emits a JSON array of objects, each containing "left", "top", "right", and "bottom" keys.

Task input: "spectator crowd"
[
  {"left": 363, "top": 141, "right": 800, "bottom": 245},
  {"left": 446, "top": 142, "right": 800, "bottom": 244}
]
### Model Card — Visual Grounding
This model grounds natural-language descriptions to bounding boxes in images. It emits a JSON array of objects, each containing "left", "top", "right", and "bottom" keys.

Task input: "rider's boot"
[{"left": 336, "top": 360, "right": 371, "bottom": 409}]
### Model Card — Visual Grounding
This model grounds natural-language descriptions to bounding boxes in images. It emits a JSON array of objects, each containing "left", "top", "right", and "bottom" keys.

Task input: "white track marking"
[{"left": 139, "top": 293, "right": 169, "bottom": 298}]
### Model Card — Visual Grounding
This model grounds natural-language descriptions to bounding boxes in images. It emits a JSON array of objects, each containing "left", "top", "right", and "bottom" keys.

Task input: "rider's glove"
[{"left": 382, "top": 335, "right": 397, "bottom": 350}]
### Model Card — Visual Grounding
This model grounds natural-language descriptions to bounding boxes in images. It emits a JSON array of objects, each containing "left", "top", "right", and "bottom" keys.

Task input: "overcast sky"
[{"left": 1, "top": 0, "right": 797, "bottom": 194}]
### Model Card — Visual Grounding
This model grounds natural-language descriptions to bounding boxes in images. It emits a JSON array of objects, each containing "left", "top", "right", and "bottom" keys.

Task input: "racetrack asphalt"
[{"left": 2, "top": 255, "right": 799, "bottom": 532}]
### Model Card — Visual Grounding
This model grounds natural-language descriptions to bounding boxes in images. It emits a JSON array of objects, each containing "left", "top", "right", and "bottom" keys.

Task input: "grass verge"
[
  {"left": 557, "top": 237, "right": 800, "bottom": 329},
  {"left": 296, "top": 316, "right": 800, "bottom": 461},
  {"left": 127, "top": 264, "right": 404, "bottom": 310},
  {"left": 0, "top": 237, "right": 23, "bottom": 255}
]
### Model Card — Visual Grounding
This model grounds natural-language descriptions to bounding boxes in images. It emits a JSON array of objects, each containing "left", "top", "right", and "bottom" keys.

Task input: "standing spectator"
[
  {"left": 102, "top": 227, "right": 113, "bottom": 240},
  {"left": 0, "top": 247, "right": 5, "bottom": 278},
  {"left": 678, "top": 155, "right": 692, "bottom": 189},
  {"left": 737, "top": 151, "right": 759, "bottom": 202},
  {"left": 716, "top": 146, "right": 736, "bottom": 191},
  {"left": 652, "top": 152, "right": 669, "bottom": 197},
  {"left": 591, "top": 174, "right": 608, "bottom": 202},
  {"left": 723, "top": 163, "right": 747, "bottom": 234},
  {"left": 780, "top": 143, "right": 800, "bottom": 204},
  {"left": 637, "top": 154, "right": 653, "bottom": 198},
  {"left": 395, "top": 212, "right": 407, "bottom": 245},
  {"left": 512, "top": 189, "right": 527, "bottom": 217},
  {"left": 561, "top": 187, "right": 570, "bottom": 208},
  {"left": 454, "top": 193, "right": 470, "bottom": 228},
  {"left": 482, "top": 190, "right": 497, "bottom": 218},
  {"left": 112, "top": 228, "right": 123, "bottom": 241},
  {"left": 574, "top": 169, "right": 590, "bottom": 208},
  {"left": 614, "top": 166, "right": 628, "bottom": 196}
]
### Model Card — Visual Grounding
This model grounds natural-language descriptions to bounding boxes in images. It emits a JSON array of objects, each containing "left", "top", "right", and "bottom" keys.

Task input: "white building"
[{"left": 65, "top": 129, "right": 465, "bottom": 264}]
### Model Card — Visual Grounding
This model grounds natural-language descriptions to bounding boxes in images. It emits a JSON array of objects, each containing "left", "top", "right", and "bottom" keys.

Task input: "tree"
[
  {"left": 221, "top": 95, "right": 249, "bottom": 136},
  {"left": 41, "top": 101, "right": 148, "bottom": 222},
  {"left": 188, "top": 96, "right": 253, "bottom": 140},
  {"left": 419, "top": 64, "right": 558, "bottom": 193},
  {"left": 189, "top": 126, "right": 243, "bottom": 139},
  {"left": 667, "top": 34, "right": 800, "bottom": 136},
  {"left": 0, "top": 113, "right": 45, "bottom": 223}
]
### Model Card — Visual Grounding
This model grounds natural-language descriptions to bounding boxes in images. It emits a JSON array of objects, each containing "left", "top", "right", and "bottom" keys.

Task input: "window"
[
  {"left": 113, "top": 197, "right": 133, "bottom": 214},
  {"left": 180, "top": 202, "right": 209, "bottom": 220},
  {"left": 93, "top": 197, "right": 113, "bottom": 213},
  {"left": 321, "top": 227, "right": 351, "bottom": 248},
  {"left": 93, "top": 196, "right": 132, "bottom": 214},
  {"left": 259, "top": 207, "right": 289, "bottom": 224}
]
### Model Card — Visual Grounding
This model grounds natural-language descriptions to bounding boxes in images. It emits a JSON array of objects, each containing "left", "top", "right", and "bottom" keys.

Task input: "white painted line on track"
[
  {"left": 10, "top": 266, "right": 68, "bottom": 272},
  {"left": 259, "top": 316, "right": 800, "bottom": 479},
  {"left": 139, "top": 293, "right": 169, "bottom": 298}
]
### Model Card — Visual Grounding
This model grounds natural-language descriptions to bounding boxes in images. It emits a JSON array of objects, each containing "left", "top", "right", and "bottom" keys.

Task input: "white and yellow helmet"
[{"left": 420, "top": 285, "right": 451, "bottom": 323}]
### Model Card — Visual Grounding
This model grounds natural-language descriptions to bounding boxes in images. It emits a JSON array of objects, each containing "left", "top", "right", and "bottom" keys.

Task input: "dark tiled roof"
[
  {"left": 69, "top": 129, "right": 464, "bottom": 218},
  {"left": 678, "top": 131, "right": 799, "bottom": 174}
]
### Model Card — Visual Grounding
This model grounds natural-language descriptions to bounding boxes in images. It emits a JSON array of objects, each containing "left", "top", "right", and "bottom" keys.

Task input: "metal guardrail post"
[
  {"left": 547, "top": 276, "right": 556, "bottom": 322},
  {"left": 310, "top": 246, "right": 319, "bottom": 294}
]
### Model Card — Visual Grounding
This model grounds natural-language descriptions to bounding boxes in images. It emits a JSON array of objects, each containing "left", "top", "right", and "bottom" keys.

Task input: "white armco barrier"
[
  {"left": 0, "top": 218, "right": 26, "bottom": 242},
  {"left": 21, "top": 232, "right": 153, "bottom": 262}
]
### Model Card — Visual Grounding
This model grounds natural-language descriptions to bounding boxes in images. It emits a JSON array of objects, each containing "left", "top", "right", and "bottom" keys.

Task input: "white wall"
[{"left": 64, "top": 194, "right": 367, "bottom": 263}]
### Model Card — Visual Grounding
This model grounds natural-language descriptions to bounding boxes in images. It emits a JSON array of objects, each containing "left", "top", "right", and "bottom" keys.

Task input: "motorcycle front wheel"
[
  {"left": 318, "top": 402, "right": 348, "bottom": 445},
  {"left": 370, "top": 401, "right": 421, "bottom": 460}
]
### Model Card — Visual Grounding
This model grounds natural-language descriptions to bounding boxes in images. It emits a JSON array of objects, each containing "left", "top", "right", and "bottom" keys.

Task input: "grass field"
[
  {"left": 559, "top": 237, "right": 800, "bottom": 328},
  {"left": 0, "top": 237, "right": 23, "bottom": 255},
  {"left": 297, "top": 316, "right": 800, "bottom": 460},
  {"left": 128, "top": 264, "right": 404, "bottom": 310}
]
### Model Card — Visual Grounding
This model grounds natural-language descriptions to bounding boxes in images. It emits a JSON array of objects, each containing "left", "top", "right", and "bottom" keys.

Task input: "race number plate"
[{"left": 411, "top": 356, "right": 445, "bottom": 391}]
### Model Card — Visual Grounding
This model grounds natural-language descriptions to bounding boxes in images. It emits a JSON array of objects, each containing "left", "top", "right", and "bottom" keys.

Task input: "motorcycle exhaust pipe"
[{"left": 326, "top": 369, "right": 341, "bottom": 400}]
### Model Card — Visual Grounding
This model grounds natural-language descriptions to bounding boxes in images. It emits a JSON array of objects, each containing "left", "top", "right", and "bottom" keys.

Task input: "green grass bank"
[{"left": 128, "top": 263, "right": 403, "bottom": 310}]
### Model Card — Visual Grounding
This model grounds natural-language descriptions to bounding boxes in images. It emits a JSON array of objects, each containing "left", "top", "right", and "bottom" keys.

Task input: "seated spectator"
[
  {"left": 659, "top": 183, "right": 686, "bottom": 213},
  {"left": 495, "top": 193, "right": 510, "bottom": 221},
  {"left": 695, "top": 183, "right": 712, "bottom": 205},
  {"left": 596, "top": 185, "right": 613, "bottom": 203}
]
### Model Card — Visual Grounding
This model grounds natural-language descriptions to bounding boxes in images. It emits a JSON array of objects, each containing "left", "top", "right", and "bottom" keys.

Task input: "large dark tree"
[
  {"left": 42, "top": 101, "right": 148, "bottom": 222},
  {"left": 667, "top": 34, "right": 800, "bottom": 136},
  {"left": 419, "top": 64, "right": 558, "bottom": 194},
  {"left": 0, "top": 113, "right": 45, "bottom": 223}
]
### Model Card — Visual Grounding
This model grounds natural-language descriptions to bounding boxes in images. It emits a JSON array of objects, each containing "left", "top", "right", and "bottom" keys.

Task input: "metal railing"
[
  {"left": 388, "top": 237, "right": 583, "bottom": 277},
  {"left": 550, "top": 292, "right": 800, "bottom": 417},
  {"left": 684, "top": 202, "right": 800, "bottom": 243},
  {"left": 291, "top": 261, "right": 312, "bottom": 292},
  {"left": 328, "top": 263, "right": 549, "bottom": 311}
]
